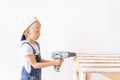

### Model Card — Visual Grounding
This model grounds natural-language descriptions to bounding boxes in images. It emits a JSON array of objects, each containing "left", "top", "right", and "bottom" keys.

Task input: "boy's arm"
[
  {"left": 25, "top": 54, "right": 63, "bottom": 69},
  {"left": 41, "top": 59, "right": 51, "bottom": 62}
]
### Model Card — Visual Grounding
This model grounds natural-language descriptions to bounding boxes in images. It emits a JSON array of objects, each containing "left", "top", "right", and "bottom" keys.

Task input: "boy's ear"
[{"left": 24, "top": 29, "right": 30, "bottom": 35}]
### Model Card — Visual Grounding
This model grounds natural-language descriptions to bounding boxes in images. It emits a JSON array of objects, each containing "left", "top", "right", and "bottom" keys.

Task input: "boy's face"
[{"left": 28, "top": 21, "right": 41, "bottom": 40}]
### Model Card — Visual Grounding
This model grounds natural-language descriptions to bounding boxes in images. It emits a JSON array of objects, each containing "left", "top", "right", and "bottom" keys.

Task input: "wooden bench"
[{"left": 73, "top": 53, "right": 120, "bottom": 80}]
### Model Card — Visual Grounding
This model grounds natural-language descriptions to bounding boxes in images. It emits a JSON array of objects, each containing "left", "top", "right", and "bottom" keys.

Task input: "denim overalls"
[{"left": 21, "top": 41, "right": 41, "bottom": 80}]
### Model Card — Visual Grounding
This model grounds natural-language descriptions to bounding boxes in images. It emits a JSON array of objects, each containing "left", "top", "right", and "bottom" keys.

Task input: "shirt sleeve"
[{"left": 21, "top": 43, "right": 33, "bottom": 56}]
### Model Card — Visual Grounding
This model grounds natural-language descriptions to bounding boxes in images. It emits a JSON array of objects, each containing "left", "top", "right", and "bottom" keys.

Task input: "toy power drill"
[{"left": 51, "top": 51, "right": 76, "bottom": 72}]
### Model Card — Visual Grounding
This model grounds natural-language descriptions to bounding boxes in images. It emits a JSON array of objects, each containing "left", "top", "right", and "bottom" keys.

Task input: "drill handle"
[
  {"left": 54, "top": 65, "right": 60, "bottom": 72},
  {"left": 54, "top": 57, "right": 63, "bottom": 72}
]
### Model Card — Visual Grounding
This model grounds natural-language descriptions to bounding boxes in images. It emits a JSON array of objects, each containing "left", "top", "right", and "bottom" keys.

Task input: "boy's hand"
[{"left": 53, "top": 59, "right": 64, "bottom": 66}]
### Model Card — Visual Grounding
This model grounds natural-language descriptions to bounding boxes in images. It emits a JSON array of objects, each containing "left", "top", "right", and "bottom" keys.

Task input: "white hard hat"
[{"left": 20, "top": 17, "right": 39, "bottom": 41}]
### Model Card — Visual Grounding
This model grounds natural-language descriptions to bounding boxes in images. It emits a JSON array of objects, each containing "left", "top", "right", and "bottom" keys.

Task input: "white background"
[{"left": 0, "top": 0, "right": 120, "bottom": 80}]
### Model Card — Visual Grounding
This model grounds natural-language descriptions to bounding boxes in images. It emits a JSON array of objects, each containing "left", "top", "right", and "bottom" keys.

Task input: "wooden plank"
[{"left": 81, "top": 68, "right": 120, "bottom": 72}]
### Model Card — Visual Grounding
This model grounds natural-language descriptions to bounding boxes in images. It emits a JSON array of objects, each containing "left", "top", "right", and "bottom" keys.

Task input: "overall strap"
[
  {"left": 21, "top": 41, "right": 40, "bottom": 54},
  {"left": 21, "top": 42, "right": 36, "bottom": 54},
  {"left": 34, "top": 41, "right": 40, "bottom": 51}
]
